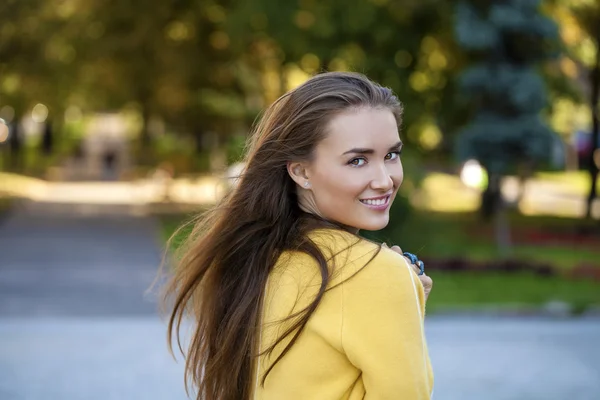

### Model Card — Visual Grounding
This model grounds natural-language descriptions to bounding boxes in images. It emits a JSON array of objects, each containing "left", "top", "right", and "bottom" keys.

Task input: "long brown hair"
[{"left": 162, "top": 71, "right": 403, "bottom": 400}]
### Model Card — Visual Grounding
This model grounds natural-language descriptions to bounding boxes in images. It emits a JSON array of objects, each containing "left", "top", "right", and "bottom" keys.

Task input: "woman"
[{"left": 164, "top": 72, "right": 434, "bottom": 400}]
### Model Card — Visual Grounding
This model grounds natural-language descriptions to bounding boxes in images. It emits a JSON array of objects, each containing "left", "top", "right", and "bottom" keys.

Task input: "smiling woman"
[
  {"left": 288, "top": 108, "right": 404, "bottom": 231},
  {"left": 161, "top": 72, "right": 434, "bottom": 400}
]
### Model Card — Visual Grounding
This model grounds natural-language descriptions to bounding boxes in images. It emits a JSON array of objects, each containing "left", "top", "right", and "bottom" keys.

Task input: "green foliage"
[
  {"left": 226, "top": 134, "right": 247, "bottom": 165},
  {"left": 0, "top": 0, "right": 581, "bottom": 168},
  {"left": 454, "top": 0, "right": 562, "bottom": 174},
  {"left": 456, "top": 114, "right": 556, "bottom": 172},
  {"left": 460, "top": 66, "right": 547, "bottom": 113},
  {"left": 245, "top": 0, "right": 462, "bottom": 140},
  {"left": 161, "top": 214, "right": 197, "bottom": 250},
  {"left": 570, "top": 2, "right": 600, "bottom": 46}
]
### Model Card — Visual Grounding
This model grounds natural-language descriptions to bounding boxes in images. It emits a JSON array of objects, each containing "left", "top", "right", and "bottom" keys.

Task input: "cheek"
[
  {"left": 392, "top": 163, "right": 404, "bottom": 186},
  {"left": 314, "top": 168, "right": 365, "bottom": 200}
]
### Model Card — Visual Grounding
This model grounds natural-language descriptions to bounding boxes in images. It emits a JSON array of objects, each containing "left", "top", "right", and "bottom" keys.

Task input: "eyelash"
[{"left": 348, "top": 151, "right": 402, "bottom": 167}]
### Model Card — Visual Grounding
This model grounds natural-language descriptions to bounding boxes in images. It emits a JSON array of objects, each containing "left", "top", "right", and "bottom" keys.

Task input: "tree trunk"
[
  {"left": 585, "top": 47, "right": 600, "bottom": 220},
  {"left": 195, "top": 128, "right": 205, "bottom": 154},
  {"left": 140, "top": 105, "right": 151, "bottom": 149},
  {"left": 41, "top": 120, "right": 54, "bottom": 156},
  {"left": 480, "top": 168, "right": 501, "bottom": 221},
  {"left": 495, "top": 193, "right": 512, "bottom": 257},
  {"left": 512, "top": 161, "right": 534, "bottom": 208},
  {"left": 134, "top": 106, "right": 154, "bottom": 166},
  {"left": 8, "top": 119, "right": 22, "bottom": 171},
  {"left": 483, "top": 172, "right": 512, "bottom": 256}
]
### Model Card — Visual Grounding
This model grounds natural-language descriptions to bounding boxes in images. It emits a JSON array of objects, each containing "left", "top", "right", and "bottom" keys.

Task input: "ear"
[{"left": 287, "top": 161, "right": 310, "bottom": 187}]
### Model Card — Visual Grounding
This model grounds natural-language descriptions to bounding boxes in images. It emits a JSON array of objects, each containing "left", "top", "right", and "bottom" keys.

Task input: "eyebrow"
[{"left": 342, "top": 141, "right": 403, "bottom": 155}]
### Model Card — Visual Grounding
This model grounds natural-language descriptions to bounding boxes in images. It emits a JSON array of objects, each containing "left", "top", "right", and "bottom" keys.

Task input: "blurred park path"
[
  {"left": 0, "top": 206, "right": 187, "bottom": 399},
  {"left": 2, "top": 171, "right": 600, "bottom": 219},
  {"left": 0, "top": 207, "right": 163, "bottom": 316},
  {"left": 427, "top": 316, "right": 600, "bottom": 400}
]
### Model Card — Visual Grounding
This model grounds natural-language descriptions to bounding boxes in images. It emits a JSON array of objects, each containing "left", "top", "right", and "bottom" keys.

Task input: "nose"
[{"left": 370, "top": 163, "right": 394, "bottom": 191}]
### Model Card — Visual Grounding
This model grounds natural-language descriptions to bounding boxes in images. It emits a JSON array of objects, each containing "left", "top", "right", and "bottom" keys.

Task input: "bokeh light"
[
  {"left": 0, "top": 118, "right": 9, "bottom": 143},
  {"left": 460, "top": 159, "right": 487, "bottom": 189},
  {"left": 64, "top": 105, "right": 83, "bottom": 123},
  {"left": 31, "top": 103, "right": 49, "bottom": 123},
  {"left": 419, "top": 123, "right": 442, "bottom": 150},
  {"left": 0, "top": 105, "right": 15, "bottom": 123}
]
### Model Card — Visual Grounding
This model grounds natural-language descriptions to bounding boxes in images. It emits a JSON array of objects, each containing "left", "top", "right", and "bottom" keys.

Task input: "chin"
[{"left": 353, "top": 216, "right": 390, "bottom": 232}]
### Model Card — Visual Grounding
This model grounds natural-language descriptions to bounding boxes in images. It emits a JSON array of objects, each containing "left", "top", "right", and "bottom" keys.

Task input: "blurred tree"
[
  {"left": 228, "top": 0, "right": 465, "bottom": 150},
  {"left": 1, "top": 0, "right": 92, "bottom": 168},
  {"left": 454, "top": 0, "right": 562, "bottom": 254},
  {"left": 570, "top": 2, "right": 600, "bottom": 220},
  {"left": 5, "top": 0, "right": 584, "bottom": 183},
  {"left": 1, "top": 0, "right": 44, "bottom": 168},
  {"left": 75, "top": 0, "right": 177, "bottom": 153},
  {"left": 174, "top": 1, "right": 253, "bottom": 159},
  {"left": 67, "top": 0, "right": 254, "bottom": 169}
]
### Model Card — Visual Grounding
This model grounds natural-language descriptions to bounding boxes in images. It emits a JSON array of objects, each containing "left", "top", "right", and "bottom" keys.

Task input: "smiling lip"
[{"left": 359, "top": 194, "right": 392, "bottom": 211}]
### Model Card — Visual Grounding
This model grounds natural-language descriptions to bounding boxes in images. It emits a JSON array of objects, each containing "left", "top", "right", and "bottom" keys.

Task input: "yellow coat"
[{"left": 253, "top": 228, "right": 434, "bottom": 399}]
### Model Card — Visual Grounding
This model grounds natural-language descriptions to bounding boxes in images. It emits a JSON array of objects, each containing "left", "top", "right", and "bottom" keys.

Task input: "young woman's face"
[{"left": 302, "top": 107, "right": 403, "bottom": 231}]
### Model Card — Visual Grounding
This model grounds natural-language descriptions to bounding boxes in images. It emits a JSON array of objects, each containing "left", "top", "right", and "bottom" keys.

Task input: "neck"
[{"left": 298, "top": 208, "right": 360, "bottom": 235}]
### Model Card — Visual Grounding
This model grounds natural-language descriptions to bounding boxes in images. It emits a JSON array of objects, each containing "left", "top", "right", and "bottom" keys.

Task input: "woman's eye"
[
  {"left": 349, "top": 157, "right": 366, "bottom": 167},
  {"left": 385, "top": 151, "right": 401, "bottom": 161}
]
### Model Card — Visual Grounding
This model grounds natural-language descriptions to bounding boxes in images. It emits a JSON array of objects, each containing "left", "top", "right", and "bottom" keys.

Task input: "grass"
[
  {"left": 426, "top": 271, "right": 600, "bottom": 313},
  {"left": 160, "top": 214, "right": 197, "bottom": 250},
  {"left": 159, "top": 210, "right": 600, "bottom": 311}
]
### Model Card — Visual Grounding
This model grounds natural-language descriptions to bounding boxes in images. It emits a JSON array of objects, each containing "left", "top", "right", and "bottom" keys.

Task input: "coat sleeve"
[{"left": 340, "top": 248, "right": 432, "bottom": 399}]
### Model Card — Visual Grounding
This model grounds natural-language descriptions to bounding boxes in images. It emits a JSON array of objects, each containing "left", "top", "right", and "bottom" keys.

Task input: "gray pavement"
[
  {"left": 0, "top": 209, "right": 163, "bottom": 316},
  {"left": 426, "top": 316, "right": 600, "bottom": 400},
  {"left": 0, "top": 208, "right": 186, "bottom": 399},
  {"left": 0, "top": 317, "right": 187, "bottom": 400},
  {"left": 1, "top": 315, "right": 598, "bottom": 400},
  {"left": 0, "top": 207, "right": 599, "bottom": 399}
]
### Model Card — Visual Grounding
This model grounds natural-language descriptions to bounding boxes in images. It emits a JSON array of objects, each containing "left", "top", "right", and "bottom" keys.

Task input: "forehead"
[{"left": 318, "top": 107, "right": 399, "bottom": 151}]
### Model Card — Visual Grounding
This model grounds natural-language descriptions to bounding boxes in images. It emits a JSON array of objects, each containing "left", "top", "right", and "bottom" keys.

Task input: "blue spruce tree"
[{"left": 454, "top": 0, "right": 561, "bottom": 253}]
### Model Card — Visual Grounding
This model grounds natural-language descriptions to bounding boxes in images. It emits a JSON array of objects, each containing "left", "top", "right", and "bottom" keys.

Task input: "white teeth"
[{"left": 361, "top": 197, "right": 387, "bottom": 206}]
